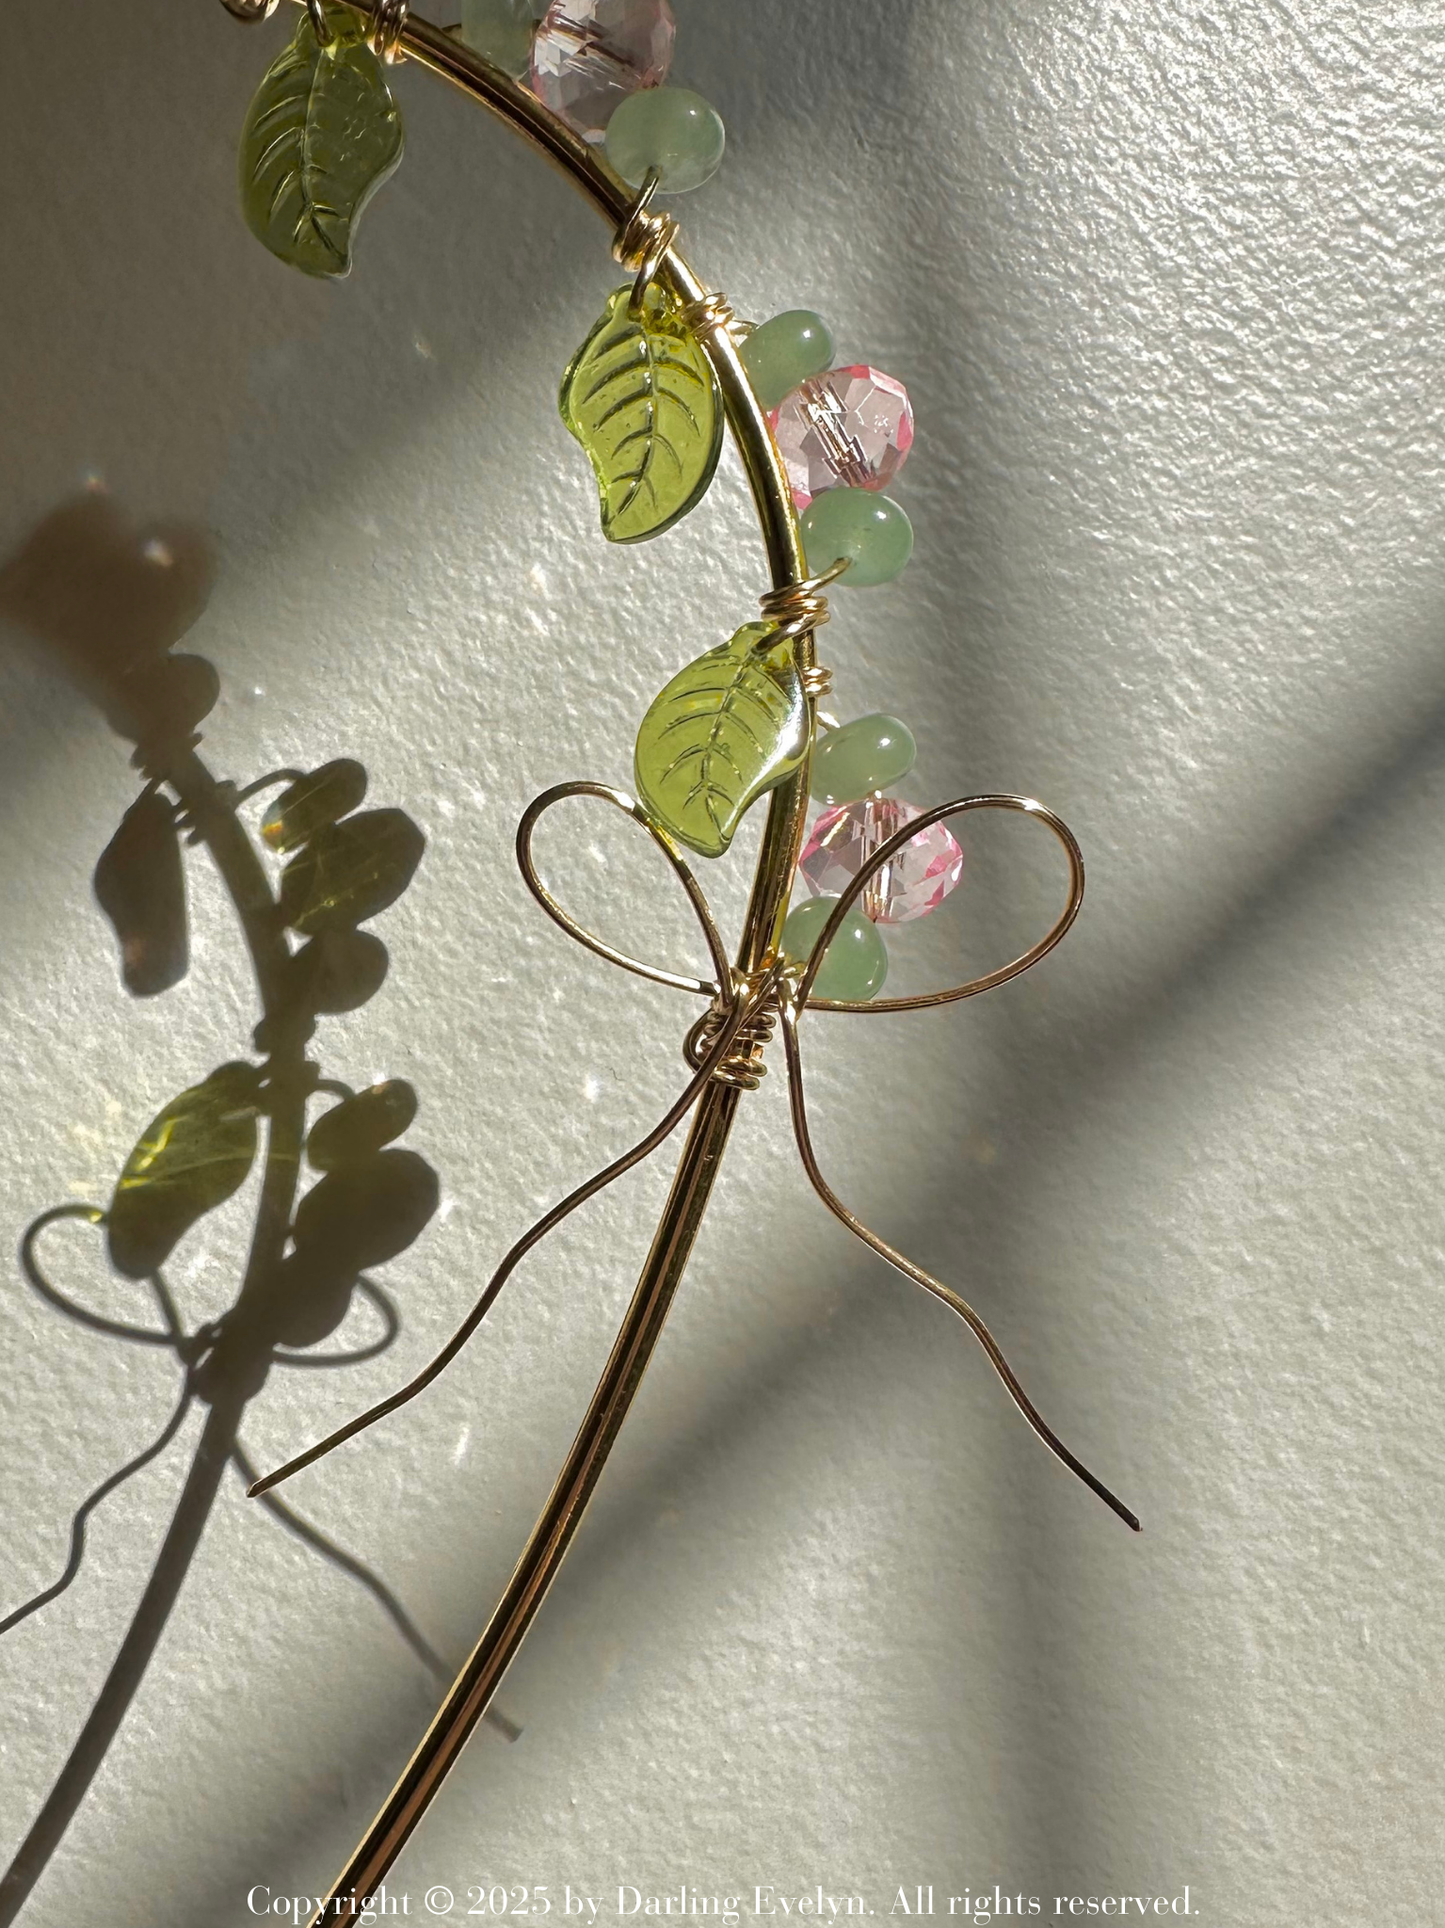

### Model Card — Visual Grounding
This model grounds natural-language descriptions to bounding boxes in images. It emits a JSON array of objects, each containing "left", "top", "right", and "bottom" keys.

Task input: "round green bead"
[
  {"left": 810, "top": 713, "right": 917, "bottom": 804},
  {"left": 740, "top": 310, "right": 835, "bottom": 410},
  {"left": 458, "top": 0, "right": 541, "bottom": 78},
  {"left": 801, "top": 487, "right": 913, "bottom": 587},
  {"left": 605, "top": 86, "right": 726, "bottom": 193},
  {"left": 782, "top": 894, "right": 889, "bottom": 1002}
]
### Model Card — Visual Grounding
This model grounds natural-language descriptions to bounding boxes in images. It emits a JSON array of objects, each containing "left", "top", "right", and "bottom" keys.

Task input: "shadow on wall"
[{"left": 0, "top": 491, "right": 518, "bottom": 1928}]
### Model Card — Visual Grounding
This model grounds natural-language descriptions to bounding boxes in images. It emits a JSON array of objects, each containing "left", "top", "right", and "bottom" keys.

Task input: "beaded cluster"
[{"left": 232, "top": 0, "right": 949, "bottom": 1010}]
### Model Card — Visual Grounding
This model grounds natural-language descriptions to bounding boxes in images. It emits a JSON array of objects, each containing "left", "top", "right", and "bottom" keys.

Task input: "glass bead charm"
[
  {"left": 781, "top": 894, "right": 889, "bottom": 1002},
  {"left": 605, "top": 84, "right": 725, "bottom": 191},
  {"left": 739, "top": 310, "right": 834, "bottom": 411},
  {"left": 799, "top": 797, "right": 963, "bottom": 925},
  {"left": 238, "top": 4, "right": 404, "bottom": 280},
  {"left": 810, "top": 713, "right": 916, "bottom": 804},
  {"left": 769, "top": 364, "right": 914, "bottom": 510},
  {"left": 459, "top": 0, "right": 543, "bottom": 76},
  {"left": 800, "top": 486, "right": 913, "bottom": 585},
  {"left": 559, "top": 282, "right": 722, "bottom": 544},
  {"left": 530, "top": 0, "right": 676, "bottom": 143}
]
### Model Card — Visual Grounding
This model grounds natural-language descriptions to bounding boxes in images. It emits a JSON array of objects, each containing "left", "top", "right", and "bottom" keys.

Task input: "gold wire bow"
[{"left": 251, "top": 779, "right": 1139, "bottom": 1534}]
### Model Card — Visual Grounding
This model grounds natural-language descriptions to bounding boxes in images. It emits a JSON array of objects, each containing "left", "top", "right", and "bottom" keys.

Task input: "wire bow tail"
[{"left": 777, "top": 997, "right": 1140, "bottom": 1533}]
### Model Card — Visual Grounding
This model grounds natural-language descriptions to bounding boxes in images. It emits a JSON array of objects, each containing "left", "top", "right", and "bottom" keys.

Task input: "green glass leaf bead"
[
  {"left": 559, "top": 283, "right": 723, "bottom": 543},
  {"left": 801, "top": 487, "right": 913, "bottom": 587},
  {"left": 238, "top": 4, "right": 404, "bottom": 280},
  {"left": 605, "top": 85, "right": 726, "bottom": 192},
  {"left": 740, "top": 309, "right": 834, "bottom": 411},
  {"left": 635, "top": 622, "right": 807, "bottom": 858},
  {"left": 459, "top": 0, "right": 543, "bottom": 76},
  {"left": 809, "top": 713, "right": 917, "bottom": 805},
  {"left": 781, "top": 894, "right": 889, "bottom": 1003}
]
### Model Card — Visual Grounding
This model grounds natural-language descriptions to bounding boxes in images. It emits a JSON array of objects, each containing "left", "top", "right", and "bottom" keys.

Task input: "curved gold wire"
[
  {"left": 777, "top": 998, "right": 1138, "bottom": 1532},
  {"left": 515, "top": 781, "right": 730, "bottom": 999},
  {"left": 247, "top": 966, "right": 782, "bottom": 1498},
  {"left": 211, "top": 6, "right": 1123, "bottom": 1916},
  {"left": 797, "top": 794, "right": 1085, "bottom": 1015}
]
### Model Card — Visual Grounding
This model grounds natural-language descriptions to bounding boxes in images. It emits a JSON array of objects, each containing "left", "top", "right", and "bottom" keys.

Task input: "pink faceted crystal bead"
[
  {"left": 529, "top": 0, "right": 676, "bottom": 143},
  {"left": 769, "top": 364, "right": 914, "bottom": 511},
  {"left": 799, "top": 798, "right": 962, "bottom": 925}
]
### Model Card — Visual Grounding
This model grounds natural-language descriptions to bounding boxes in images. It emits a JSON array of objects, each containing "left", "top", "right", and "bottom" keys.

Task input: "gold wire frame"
[{"left": 212, "top": 1, "right": 1138, "bottom": 1914}]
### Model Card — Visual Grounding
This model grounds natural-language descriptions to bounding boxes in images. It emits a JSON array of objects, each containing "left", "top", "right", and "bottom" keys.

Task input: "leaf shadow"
[{"left": 0, "top": 492, "right": 513, "bottom": 1928}]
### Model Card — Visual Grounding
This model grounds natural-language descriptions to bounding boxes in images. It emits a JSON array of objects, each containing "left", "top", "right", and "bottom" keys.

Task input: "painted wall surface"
[{"left": 2, "top": 2, "right": 1443, "bottom": 1922}]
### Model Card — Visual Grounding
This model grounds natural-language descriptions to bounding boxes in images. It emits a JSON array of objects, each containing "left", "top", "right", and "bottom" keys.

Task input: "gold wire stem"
[
  {"left": 310, "top": 1078, "right": 747, "bottom": 1904},
  {"left": 244, "top": 13, "right": 816, "bottom": 1913},
  {"left": 246, "top": 967, "right": 779, "bottom": 1499},
  {"left": 225, "top": 8, "right": 1114, "bottom": 1918}
]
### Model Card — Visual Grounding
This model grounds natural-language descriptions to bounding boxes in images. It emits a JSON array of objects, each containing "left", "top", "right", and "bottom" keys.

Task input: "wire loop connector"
[
  {"left": 613, "top": 171, "right": 680, "bottom": 316},
  {"left": 683, "top": 975, "right": 779, "bottom": 1089},
  {"left": 679, "top": 291, "right": 736, "bottom": 337},
  {"left": 368, "top": 0, "right": 409, "bottom": 62},
  {"left": 758, "top": 556, "right": 847, "bottom": 647}
]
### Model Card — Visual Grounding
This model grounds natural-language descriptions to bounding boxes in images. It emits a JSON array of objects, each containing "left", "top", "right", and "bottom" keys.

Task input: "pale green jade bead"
[
  {"left": 740, "top": 309, "right": 834, "bottom": 410},
  {"left": 605, "top": 87, "right": 727, "bottom": 193},
  {"left": 781, "top": 894, "right": 889, "bottom": 1003},
  {"left": 801, "top": 487, "right": 913, "bottom": 587},
  {"left": 458, "top": 0, "right": 542, "bottom": 78},
  {"left": 810, "top": 713, "right": 917, "bottom": 805}
]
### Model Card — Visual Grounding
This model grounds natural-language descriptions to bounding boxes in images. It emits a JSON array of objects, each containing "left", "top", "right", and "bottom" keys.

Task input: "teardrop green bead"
[
  {"left": 810, "top": 714, "right": 917, "bottom": 804},
  {"left": 741, "top": 310, "right": 834, "bottom": 410},
  {"left": 459, "top": 0, "right": 541, "bottom": 76},
  {"left": 801, "top": 487, "right": 913, "bottom": 587},
  {"left": 605, "top": 86, "right": 726, "bottom": 193},
  {"left": 781, "top": 894, "right": 889, "bottom": 1002}
]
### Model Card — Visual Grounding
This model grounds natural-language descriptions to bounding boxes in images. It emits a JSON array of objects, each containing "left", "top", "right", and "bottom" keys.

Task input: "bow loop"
[
  {"left": 795, "top": 794, "right": 1085, "bottom": 1015},
  {"left": 515, "top": 780, "right": 732, "bottom": 999}
]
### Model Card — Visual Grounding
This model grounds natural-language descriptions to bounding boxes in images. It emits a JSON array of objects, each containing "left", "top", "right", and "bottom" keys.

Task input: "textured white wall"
[{"left": 3, "top": 2, "right": 1444, "bottom": 1922}]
